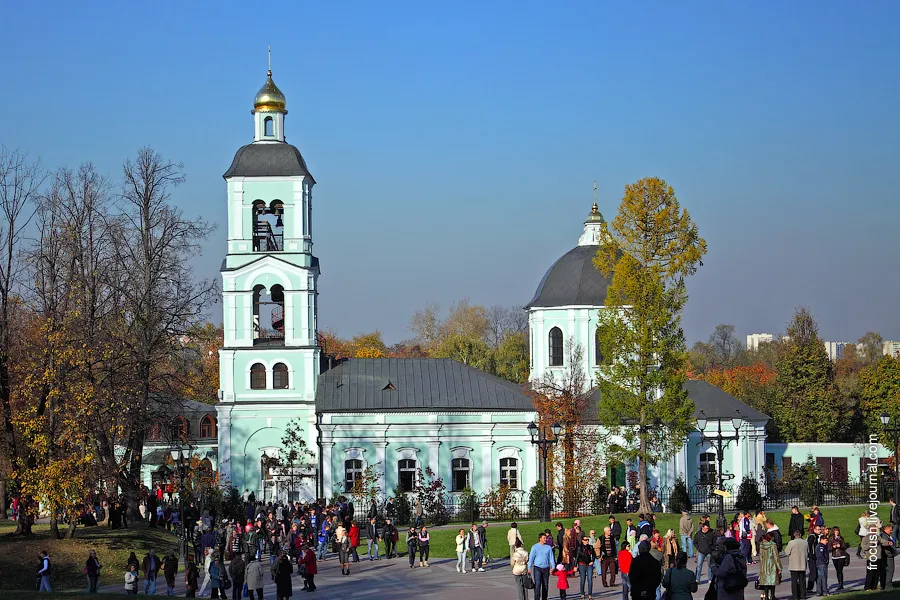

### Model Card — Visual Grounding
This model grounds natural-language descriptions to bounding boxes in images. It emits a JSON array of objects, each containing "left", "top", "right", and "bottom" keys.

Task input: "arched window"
[
  {"left": 451, "top": 458, "right": 471, "bottom": 491},
  {"left": 173, "top": 416, "right": 189, "bottom": 441},
  {"left": 548, "top": 327, "right": 563, "bottom": 366},
  {"left": 200, "top": 415, "right": 216, "bottom": 438},
  {"left": 264, "top": 116, "right": 274, "bottom": 137},
  {"left": 344, "top": 459, "right": 363, "bottom": 492},
  {"left": 500, "top": 457, "right": 519, "bottom": 490},
  {"left": 273, "top": 363, "right": 289, "bottom": 389},
  {"left": 398, "top": 459, "right": 416, "bottom": 492},
  {"left": 250, "top": 363, "right": 267, "bottom": 389}
]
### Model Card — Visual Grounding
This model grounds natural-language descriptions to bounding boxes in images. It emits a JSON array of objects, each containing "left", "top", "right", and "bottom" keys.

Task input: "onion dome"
[
  {"left": 585, "top": 202, "right": 605, "bottom": 224},
  {"left": 253, "top": 69, "right": 287, "bottom": 113}
]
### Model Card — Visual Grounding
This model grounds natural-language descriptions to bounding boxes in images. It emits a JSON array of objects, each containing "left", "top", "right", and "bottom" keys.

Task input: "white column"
[
  {"left": 322, "top": 442, "right": 335, "bottom": 497},
  {"left": 218, "top": 414, "right": 231, "bottom": 483},
  {"left": 480, "top": 440, "right": 494, "bottom": 493},
  {"left": 375, "top": 441, "right": 388, "bottom": 494},
  {"left": 428, "top": 441, "right": 441, "bottom": 482}
]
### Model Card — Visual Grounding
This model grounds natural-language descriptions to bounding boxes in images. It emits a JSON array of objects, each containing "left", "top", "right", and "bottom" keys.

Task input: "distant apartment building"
[
  {"left": 885, "top": 341, "right": 900, "bottom": 358},
  {"left": 747, "top": 333, "right": 775, "bottom": 351},
  {"left": 823, "top": 341, "right": 854, "bottom": 361}
]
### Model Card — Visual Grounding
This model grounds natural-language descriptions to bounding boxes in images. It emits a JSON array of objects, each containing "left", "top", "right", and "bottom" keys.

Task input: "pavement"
[{"left": 97, "top": 550, "right": 890, "bottom": 600}]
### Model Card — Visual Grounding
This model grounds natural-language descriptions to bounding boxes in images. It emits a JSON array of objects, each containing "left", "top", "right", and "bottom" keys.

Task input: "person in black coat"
[
  {"left": 629, "top": 540, "right": 662, "bottom": 600},
  {"left": 788, "top": 507, "right": 805, "bottom": 543},
  {"left": 806, "top": 525, "right": 822, "bottom": 592},
  {"left": 609, "top": 515, "right": 623, "bottom": 547}
]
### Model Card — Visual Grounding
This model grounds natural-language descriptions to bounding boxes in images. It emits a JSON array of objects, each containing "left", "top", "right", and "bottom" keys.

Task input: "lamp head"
[
  {"left": 731, "top": 410, "right": 744, "bottom": 431},
  {"left": 527, "top": 421, "right": 538, "bottom": 442},
  {"left": 551, "top": 422, "right": 562, "bottom": 437},
  {"left": 170, "top": 449, "right": 180, "bottom": 461},
  {"left": 882, "top": 413, "right": 891, "bottom": 427},
  {"left": 696, "top": 411, "right": 707, "bottom": 431}
]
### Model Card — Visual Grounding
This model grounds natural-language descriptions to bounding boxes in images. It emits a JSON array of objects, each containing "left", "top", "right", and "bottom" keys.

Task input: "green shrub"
[
  {"left": 529, "top": 481, "right": 546, "bottom": 519},
  {"left": 735, "top": 475, "right": 764, "bottom": 511},
  {"left": 667, "top": 477, "right": 692, "bottom": 514}
]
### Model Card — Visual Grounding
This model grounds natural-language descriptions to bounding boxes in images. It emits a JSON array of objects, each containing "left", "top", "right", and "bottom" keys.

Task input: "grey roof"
[
  {"left": 223, "top": 142, "right": 316, "bottom": 182},
  {"left": 684, "top": 379, "right": 769, "bottom": 422},
  {"left": 526, "top": 245, "right": 611, "bottom": 308},
  {"left": 585, "top": 380, "right": 769, "bottom": 422},
  {"left": 316, "top": 358, "right": 534, "bottom": 413}
]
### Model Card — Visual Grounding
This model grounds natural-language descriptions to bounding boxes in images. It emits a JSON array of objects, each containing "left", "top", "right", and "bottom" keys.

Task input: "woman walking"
[
  {"left": 758, "top": 532, "right": 782, "bottom": 600},
  {"left": 418, "top": 525, "right": 431, "bottom": 567},
  {"left": 512, "top": 539, "right": 530, "bottom": 600},
  {"left": 829, "top": 527, "right": 849, "bottom": 590},
  {"left": 857, "top": 511, "right": 869, "bottom": 558},
  {"left": 85, "top": 549, "right": 102, "bottom": 593},
  {"left": 273, "top": 552, "right": 293, "bottom": 600},
  {"left": 208, "top": 556, "right": 222, "bottom": 599},
  {"left": 456, "top": 529, "right": 467, "bottom": 573},
  {"left": 662, "top": 530, "right": 679, "bottom": 570},
  {"left": 575, "top": 534, "right": 596, "bottom": 600},
  {"left": 300, "top": 544, "right": 318, "bottom": 592},
  {"left": 406, "top": 527, "right": 418, "bottom": 569},
  {"left": 662, "top": 552, "right": 697, "bottom": 600},
  {"left": 339, "top": 527, "right": 352, "bottom": 576}
]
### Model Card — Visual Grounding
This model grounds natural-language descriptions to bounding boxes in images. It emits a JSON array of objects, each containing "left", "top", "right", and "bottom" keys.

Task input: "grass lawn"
[
  {"left": 0, "top": 520, "right": 178, "bottom": 592},
  {"left": 386, "top": 504, "right": 882, "bottom": 563}
]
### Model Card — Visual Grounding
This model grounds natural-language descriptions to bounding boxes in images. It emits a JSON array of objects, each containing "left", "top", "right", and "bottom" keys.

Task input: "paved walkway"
[{"left": 98, "top": 551, "right": 890, "bottom": 600}]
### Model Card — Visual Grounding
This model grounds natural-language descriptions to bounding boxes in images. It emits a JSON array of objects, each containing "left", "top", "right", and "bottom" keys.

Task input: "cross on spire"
[
  {"left": 267, "top": 46, "right": 272, "bottom": 76},
  {"left": 593, "top": 180, "right": 597, "bottom": 204}
]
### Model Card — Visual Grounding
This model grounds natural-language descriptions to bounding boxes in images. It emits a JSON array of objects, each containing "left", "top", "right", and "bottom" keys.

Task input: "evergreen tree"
[
  {"left": 773, "top": 308, "right": 841, "bottom": 442},
  {"left": 594, "top": 177, "right": 707, "bottom": 514}
]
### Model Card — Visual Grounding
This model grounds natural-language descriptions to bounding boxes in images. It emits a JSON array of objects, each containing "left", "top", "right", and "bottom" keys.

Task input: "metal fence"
[{"left": 431, "top": 479, "right": 887, "bottom": 526}]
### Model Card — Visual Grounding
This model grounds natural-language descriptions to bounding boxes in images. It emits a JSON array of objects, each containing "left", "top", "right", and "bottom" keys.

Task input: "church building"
[{"left": 211, "top": 66, "right": 774, "bottom": 505}]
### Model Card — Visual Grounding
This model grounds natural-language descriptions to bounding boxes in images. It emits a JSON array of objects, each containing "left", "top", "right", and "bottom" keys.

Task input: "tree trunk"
[
  {"left": 49, "top": 514, "right": 60, "bottom": 539},
  {"left": 638, "top": 437, "right": 651, "bottom": 516},
  {"left": 0, "top": 478, "right": 6, "bottom": 519}
]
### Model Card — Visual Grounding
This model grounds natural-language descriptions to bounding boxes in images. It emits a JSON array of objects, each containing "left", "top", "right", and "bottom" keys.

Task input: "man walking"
[
  {"left": 599, "top": 526, "right": 618, "bottom": 587},
  {"left": 366, "top": 516, "right": 380, "bottom": 560},
  {"left": 629, "top": 541, "right": 661, "bottom": 600},
  {"left": 806, "top": 525, "right": 821, "bottom": 593},
  {"left": 142, "top": 548, "right": 161, "bottom": 595},
  {"left": 383, "top": 518, "right": 397, "bottom": 559},
  {"left": 508, "top": 521, "right": 523, "bottom": 566},
  {"left": 679, "top": 511, "right": 694, "bottom": 558},
  {"left": 891, "top": 498, "right": 900, "bottom": 544},
  {"left": 467, "top": 523, "right": 485, "bottom": 572},
  {"left": 693, "top": 522, "right": 715, "bottom": 583},
  {"left": 37, "top": 550, "right": 52, "bottom": 592},
  {"left": 786, "top": 530, "right": 808, "bottom": 600},
  {"left": 528, "top": 532, "right": 555, "bottom": 600}
]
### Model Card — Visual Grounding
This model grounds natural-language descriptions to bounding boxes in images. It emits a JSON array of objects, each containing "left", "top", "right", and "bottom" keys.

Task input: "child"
[
  {"left": 553, "top": 563, "right": 577, "bottom": 600},
  {"left": 124, "top": 563, "right": 138, "bottom": 595}
]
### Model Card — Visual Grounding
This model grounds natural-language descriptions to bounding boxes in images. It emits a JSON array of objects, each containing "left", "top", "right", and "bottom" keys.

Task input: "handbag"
[
  {"left": 523, "top": 574, "right": 535, "bottom": 590},
  {"left": 844, "top": 555, "right": 850, "bottom": 567},
  {"left": 242, "top": 583, "right": 248, "bottom": 598}
]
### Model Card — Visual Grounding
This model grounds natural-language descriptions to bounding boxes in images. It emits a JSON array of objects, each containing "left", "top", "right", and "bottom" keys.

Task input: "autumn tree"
[
  {"left": 858, "top": 331, "right": 885, "bottom": 365},
  {"left": 530, "top": 340, "right": 604, "bottom": 513},
  {"left": 173, "top": 322, "right": 224, "bottom": 404},
  {"left": 111, "top": 147, "right": 217, "bottom": 519},
  {"left": 772, "top": 308, "right": 842, "bottom": 442},
  {"left": 594, "top": 176, "right": 707, "bottom": 514},
  {"left": 272, "top": 418, "right": 317, "bottom": 501},
  {"left": 700, "top": 363, "right": 780, "bottom": 438},
  {"left": 859, "top": 355, "right": 900, "bottom": 435},
  {"left": 0, "top": 146, "right": 44, "bottom": 522}
]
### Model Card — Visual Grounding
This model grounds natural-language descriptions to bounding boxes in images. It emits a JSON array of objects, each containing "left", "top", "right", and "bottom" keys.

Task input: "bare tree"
[
  {"left": 113, "top": 147, "right": 217, "bottom": 518},
  {"left": 0, "top": 146, "right": 44, "bottom": 524},
  {"left": 708, "top": 323, "right": 743, "bottom": 368}
]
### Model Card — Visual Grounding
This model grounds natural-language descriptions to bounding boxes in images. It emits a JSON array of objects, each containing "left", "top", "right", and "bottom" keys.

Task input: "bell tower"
[{"left": 216, "top": 56, "right": 320, "bottom": 501}]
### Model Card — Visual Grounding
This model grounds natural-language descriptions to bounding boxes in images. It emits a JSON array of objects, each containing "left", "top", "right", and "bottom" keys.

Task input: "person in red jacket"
[
  {"left": 348, "top": 521, "right": 361, "bottom": 563},
  {"left": 618, "top": 541, "right": 633, "bottom": 600},
  {"left": 299, "top": 544, "right": 318, "bottom": 592},
  {"left": 553, "top": 563, "right": 577, "bottom": 600}
]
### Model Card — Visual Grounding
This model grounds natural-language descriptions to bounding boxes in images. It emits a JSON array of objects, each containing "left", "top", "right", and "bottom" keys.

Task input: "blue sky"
[{"left": 2, "top": 1, "right": 898, "bottom": 344}]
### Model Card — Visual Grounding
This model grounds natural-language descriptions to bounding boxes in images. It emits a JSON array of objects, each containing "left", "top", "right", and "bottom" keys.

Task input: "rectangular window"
[
  {"left": 816, "top": 457, "right": 832, "bottom": 481},
  {"left": 344, "top": 459, "right": 363, "bottom": 493},
  {"left": 452, "top": 458, "right": 470, "bottom": 492},
  {"left": 398, "top": 459, "right": 416, "bottom": 492},
  {"left": 699, "top": 452, "right": 716, "bottom": 485},
  {"left": 500, "top": 457, "right": 519, "bottom": 490},
  {"left": 765, "top": 453, "right": 775, "bottom": 468},
  {"left": 782, "top": 456, "right": 793, "bottom": 474}
]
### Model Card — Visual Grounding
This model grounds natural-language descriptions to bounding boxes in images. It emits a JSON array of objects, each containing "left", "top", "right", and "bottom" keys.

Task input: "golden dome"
[
  {"left": 585, "top": 201, "right": 605, "bottom": 224},
  {"left": 253, "top": 70, "right": 287, "bottom": 113}
]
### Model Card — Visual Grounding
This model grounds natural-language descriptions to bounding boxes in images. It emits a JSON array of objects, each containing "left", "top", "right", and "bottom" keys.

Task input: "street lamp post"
[
  {"left": 169, "top": 447, "right": 190, "bottom": 565},
  {"left": 880, "top": 413, "right": 900, "bottom": 503},
  {"left": 528, "top": 421, "right": 562, "bottom": 522},
  {"left": 696, "top": 410, "right": 743, "bottom": 531},
  {"left": 260, "top": 452, "right": 269, "bottom": 505}
]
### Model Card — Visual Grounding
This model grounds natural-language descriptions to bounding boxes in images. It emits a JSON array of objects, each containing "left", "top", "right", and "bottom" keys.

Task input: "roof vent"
[{"left": 382, "top": 381, "right": 396, "bottom": 391}]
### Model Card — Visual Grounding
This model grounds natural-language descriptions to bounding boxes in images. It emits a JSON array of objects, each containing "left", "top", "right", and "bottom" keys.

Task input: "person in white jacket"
[
  {"left": 197, "top": 548, "right": 213, "bottom": 596},
  {"left": 508, "top": 522, "right": 524, "bottom": 566}
]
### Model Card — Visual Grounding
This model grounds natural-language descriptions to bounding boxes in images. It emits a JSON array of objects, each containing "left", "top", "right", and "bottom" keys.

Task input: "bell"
[{"left": 275, "top": 214, "right": 283, "bottom": 227}]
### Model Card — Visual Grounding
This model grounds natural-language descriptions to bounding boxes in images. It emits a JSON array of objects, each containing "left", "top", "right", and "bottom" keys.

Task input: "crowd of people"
[
  {"left": 510, "top": 502, "right": 900, "bottom": 600},
  {"left": 23, "top": 489, "right": 900, "bottom": 599}
]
